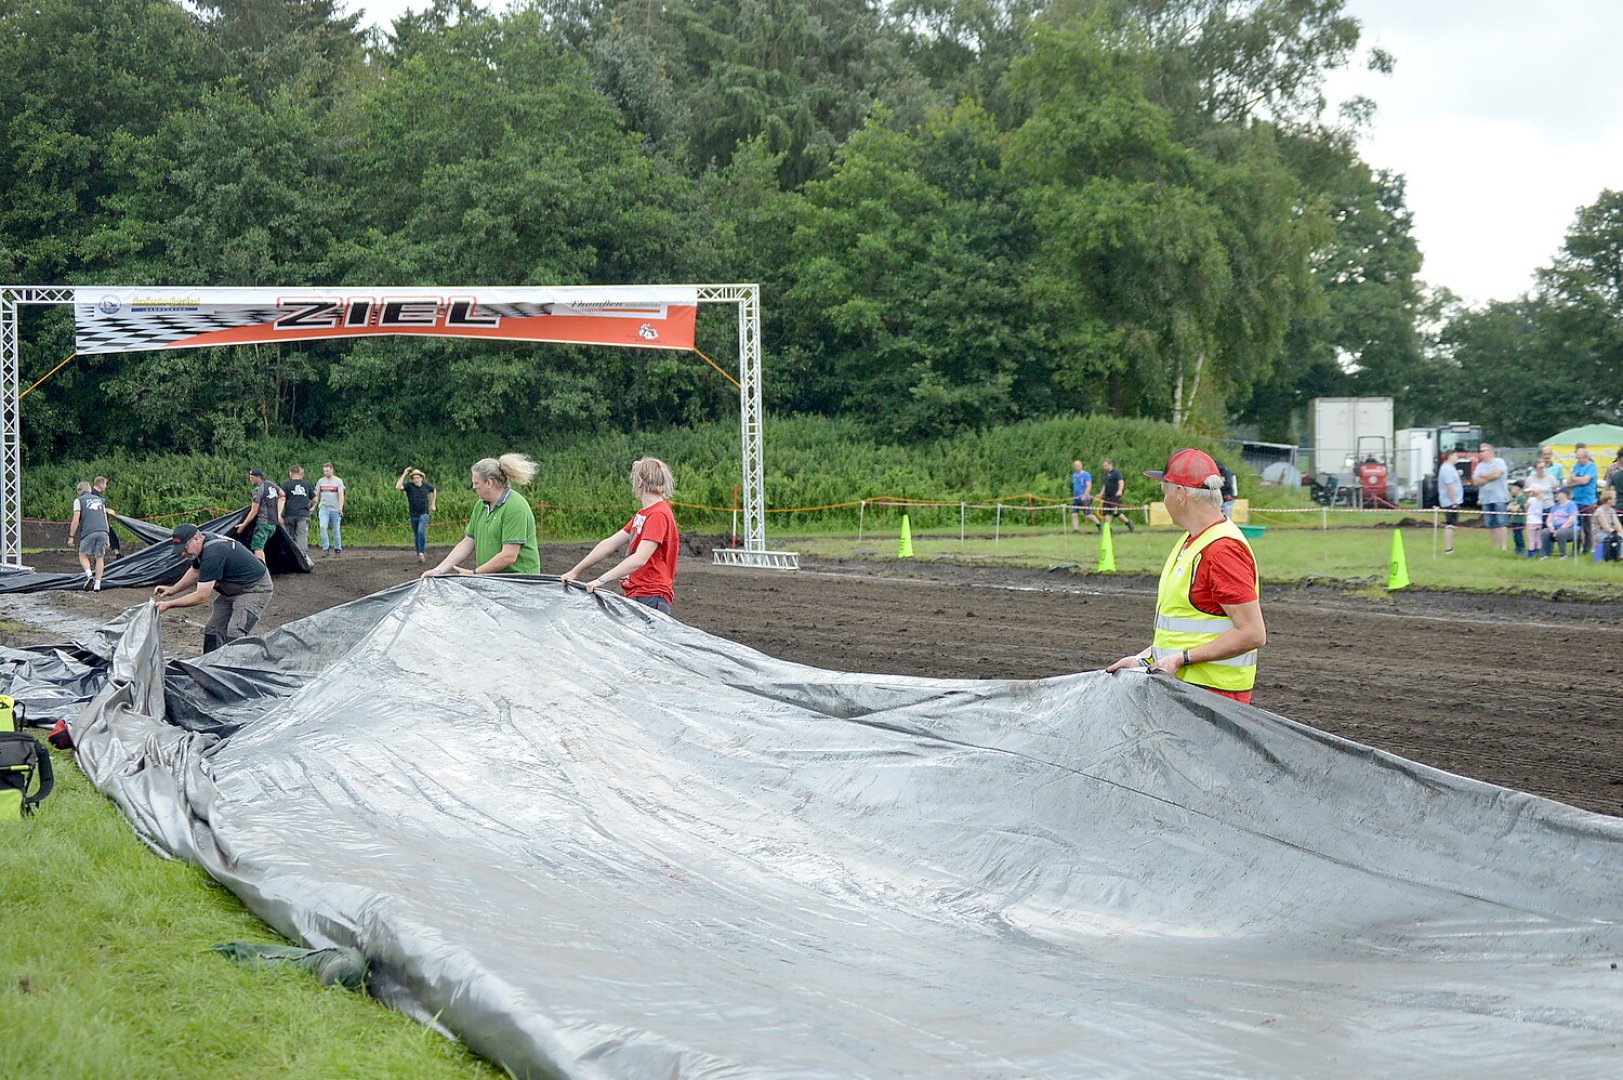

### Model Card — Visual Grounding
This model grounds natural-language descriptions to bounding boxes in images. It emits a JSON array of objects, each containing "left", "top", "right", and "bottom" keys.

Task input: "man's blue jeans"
[
  {"left": 410, "top": 513, "right": 430, "bottom": 556},
  {"left": 319, "top": 506, "right": 343, "bottom": 551}
]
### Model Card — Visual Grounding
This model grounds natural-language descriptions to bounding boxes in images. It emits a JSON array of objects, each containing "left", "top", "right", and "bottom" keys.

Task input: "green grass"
[
  {"left": 0, "top": 748, "right": 502, "bottom": 1080},
  {"left": 788, "top": 520, "right": 1623, "bottom": 599}
]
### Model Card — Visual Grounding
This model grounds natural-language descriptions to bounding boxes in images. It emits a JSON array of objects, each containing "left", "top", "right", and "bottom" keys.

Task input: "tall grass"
[{"left": 22, "top": 415, "right": 1296, "bottom": 540}]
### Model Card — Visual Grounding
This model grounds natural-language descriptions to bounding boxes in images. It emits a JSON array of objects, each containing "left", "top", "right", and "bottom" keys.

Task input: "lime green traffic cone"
[
  {"left": 898, "top": 514, "right": 914, "bottom": 559},
  {"left": 1388, "top": 529, "right": 1410, "bottom": 590},
  {"left": 1097, "top": 520, "right": 1116, "bottom": 572}
]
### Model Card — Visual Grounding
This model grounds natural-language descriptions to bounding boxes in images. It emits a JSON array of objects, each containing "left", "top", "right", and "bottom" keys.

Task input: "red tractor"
[
  {"left": 1358, "top": 457, "right": 1395, "bottom": 508},
  {"left": 1419, "top": 422, "right": 1486, "bottom": 508}
]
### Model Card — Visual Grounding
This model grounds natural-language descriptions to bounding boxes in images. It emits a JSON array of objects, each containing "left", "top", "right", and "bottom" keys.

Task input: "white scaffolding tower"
[{"left": 0, "top": 283, "right": 798, "bottom": 571}]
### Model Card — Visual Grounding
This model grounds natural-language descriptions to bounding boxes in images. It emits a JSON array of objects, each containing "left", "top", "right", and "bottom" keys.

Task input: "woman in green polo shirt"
[{"left": 421, "top": 453, "right": 541, "bottom": 577}]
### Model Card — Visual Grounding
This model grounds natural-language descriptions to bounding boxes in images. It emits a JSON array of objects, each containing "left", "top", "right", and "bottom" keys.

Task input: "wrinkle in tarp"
[{"left": 46, "top": 578, "right": 1623, "bottom": 1077}]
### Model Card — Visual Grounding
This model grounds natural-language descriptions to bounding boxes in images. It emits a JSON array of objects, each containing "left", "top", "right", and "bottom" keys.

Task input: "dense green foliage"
[
  {"left": 22, "top": 413, "right": 1264, "bottom": 537},
  {"left": 1, "top": 1, "right": 1614, "bottom": 457}
]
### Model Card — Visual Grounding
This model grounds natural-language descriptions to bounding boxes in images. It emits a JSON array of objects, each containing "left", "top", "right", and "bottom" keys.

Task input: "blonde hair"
[
  {"left": 75, "top": 480, "right": 91, "bottom": 494},
  {"left": 630, "top": 457, "right": 675, "bottom": 498},
  {"left": 472, "top": 453, "right": 537, "bottom": 487}
]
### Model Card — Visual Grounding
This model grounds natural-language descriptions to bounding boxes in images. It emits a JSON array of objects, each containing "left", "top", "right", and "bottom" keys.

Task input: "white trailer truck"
[{"left": 1307, "top": 397, "right": 1395, "bottom": 488}]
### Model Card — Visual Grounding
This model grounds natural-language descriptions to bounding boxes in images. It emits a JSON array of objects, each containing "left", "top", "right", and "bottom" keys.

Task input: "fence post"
[
  {"left": 858, "top": 500, "right": 866, "bottom": 542},
  {"left": 995, "top": 504, "right": 1002, "bottom": 543},
  {"left": 1322, "top": 506, "right": 1328, "bottom": 530},
  {"left": 960, "top": 501, "right": 965, "bottom": 542}
]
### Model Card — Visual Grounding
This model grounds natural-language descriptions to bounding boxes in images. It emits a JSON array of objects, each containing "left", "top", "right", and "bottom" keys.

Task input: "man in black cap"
[
  {"left": 154, "top": 524, "right": 273, "bottom": 653},
  {"left": 237, "top": 468, "right": 281, "bottom": 564}
]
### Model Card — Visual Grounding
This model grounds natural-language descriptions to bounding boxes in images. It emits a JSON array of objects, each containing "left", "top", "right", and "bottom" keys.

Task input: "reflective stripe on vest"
[{"left": 1152, "top": 518, "right": 1259, "bottom": 692}]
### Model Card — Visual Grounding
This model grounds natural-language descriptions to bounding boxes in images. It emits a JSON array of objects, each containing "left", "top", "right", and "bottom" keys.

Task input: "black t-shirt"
[
  {"left": 404, "top": 482, "right": 435, "bottom": 516},
  {"left": 1102, "top": 469, "right": 1125, "bottom": 500},
  {"left": 195, "top": 537, "right": 268, "bottom": 588},
  {"left": 282, "top": 478, "right": 314, "bottom": 518}
]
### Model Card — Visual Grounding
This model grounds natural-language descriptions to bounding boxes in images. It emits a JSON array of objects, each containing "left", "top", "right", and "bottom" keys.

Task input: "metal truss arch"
[{"left": 1, "top": 284, "right": 796, "bottom": 571}]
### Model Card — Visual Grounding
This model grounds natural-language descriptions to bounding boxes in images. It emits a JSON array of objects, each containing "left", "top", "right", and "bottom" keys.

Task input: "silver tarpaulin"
[{"left": 64, "top": 578, "right": 1623, "bottom": 1077}]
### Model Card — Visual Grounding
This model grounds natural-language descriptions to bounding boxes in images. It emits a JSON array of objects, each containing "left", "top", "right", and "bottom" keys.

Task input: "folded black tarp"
[
  {"left": 0, "top": 509, "right": 311, "bottom": 593},
  {"left": 33, "top": 580, "right": 1623, "bottom": 1076}
]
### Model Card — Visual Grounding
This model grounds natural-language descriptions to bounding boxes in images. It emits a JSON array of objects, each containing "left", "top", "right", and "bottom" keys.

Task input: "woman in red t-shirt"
[{"left": 561, "top": 458, "right": 680, "bottom": 614}]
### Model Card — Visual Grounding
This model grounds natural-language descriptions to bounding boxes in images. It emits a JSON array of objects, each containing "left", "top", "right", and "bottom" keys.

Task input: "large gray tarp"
[{"left": 60, "top": 578, "right": 1623, "bottom": 1077}]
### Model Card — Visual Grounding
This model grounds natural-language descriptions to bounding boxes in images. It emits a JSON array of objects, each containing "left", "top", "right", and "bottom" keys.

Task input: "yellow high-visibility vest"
[{"left": 1151, "top": 519, "right": 1259, "bottom": 693}]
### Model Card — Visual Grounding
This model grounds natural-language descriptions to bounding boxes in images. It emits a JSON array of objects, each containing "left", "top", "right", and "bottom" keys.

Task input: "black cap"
[
  {"left": 249, "top": 468, "right": 264, "bottom": 478},
  {"left": 170, "top": 523, "right": 201, "bottom": 544}
]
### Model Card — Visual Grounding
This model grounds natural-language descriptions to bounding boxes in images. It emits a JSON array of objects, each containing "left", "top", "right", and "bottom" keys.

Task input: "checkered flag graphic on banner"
[{"left": 75, "top": 304, "right": 279, "bottom": 354}]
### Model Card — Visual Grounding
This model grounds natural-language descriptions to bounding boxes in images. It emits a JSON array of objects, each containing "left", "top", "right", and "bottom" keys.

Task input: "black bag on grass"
[
  {"left": 1, "top": 731, "right": 53, "bottom": 819},
  {"left": 1, "top": 694, "right": 53, "bottom": 819}
]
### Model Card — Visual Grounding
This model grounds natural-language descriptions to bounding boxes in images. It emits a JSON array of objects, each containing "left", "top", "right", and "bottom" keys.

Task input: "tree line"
[{"left": 2, "top": 1, "right": 1616, "bottom": 459}]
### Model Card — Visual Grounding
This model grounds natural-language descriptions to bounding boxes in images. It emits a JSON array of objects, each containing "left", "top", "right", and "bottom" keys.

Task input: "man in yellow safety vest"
[{"left": 1106, "top": 449, "right": 1267, "bottom": 704}]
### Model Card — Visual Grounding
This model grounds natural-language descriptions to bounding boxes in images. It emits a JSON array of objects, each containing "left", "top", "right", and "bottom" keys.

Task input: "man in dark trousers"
[
  {"left": 1097, "top": 459, "right": 1135, "bottom": 532},
  {"left": 154, "top": 524, "right": 273, "bottom": 653},
  {"left": 282, "top": 465, "right": 314, "bottom": 553}
]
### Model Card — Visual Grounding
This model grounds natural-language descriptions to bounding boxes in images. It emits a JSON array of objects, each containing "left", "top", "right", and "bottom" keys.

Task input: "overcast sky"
[
  {"left": 352, "top": 1, "right": 1623, "bottom": 308},
  {"left": 1323, "top": 0, "right": 1623, "bottom": 306}
]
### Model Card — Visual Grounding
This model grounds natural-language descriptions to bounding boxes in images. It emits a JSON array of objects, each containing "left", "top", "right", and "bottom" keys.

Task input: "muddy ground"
[{"left": 7, "top": 535, "right": 1622, "bottom": 817}]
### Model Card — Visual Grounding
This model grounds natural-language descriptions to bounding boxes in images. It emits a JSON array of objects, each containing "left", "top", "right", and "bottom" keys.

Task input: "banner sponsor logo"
[{"left": 73, "top": 287, "right": 698, "bottom": 355}]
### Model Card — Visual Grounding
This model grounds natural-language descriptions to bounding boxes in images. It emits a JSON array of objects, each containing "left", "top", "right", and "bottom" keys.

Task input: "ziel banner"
[{"left": 73, "top": 286, "right": 698, "bottom": 354}]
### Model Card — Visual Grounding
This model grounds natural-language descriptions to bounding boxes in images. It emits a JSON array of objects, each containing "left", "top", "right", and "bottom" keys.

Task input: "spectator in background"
[
  {"left": 1591, "top": 490, "right": 1621, "bottom": 561},
  {"left": 1566, "top": 443, "right": 1598, "bottom": 553},
  {"left": 1097, "top": 459, "right": 1134, "bottom": 532},
  {"left": 67, "top": 479, "right": 109, "bottom": 591},
  {"left": 1543, "top": 489, "right": 1579, "bottom": 558},
  {"left": 1438, "top": 449, "right": 1464, "bottom": 554},
  {"left": 1069, "top": 460, "right": 1100, "bottom": 532},
  {"left": 1524, "top": 460, "right": 1556, "bottom": 503},
  {"left": 281, "top": 466, "right": 313, "bottom": 552},
  {"left": 1523, "top": 487, "right": 1546, "bottom": 558},
  {"left": 422, "top": 454, "right": 539, "bottom": 577},
  {"left": 1540, "top": 445, "right": 1566, "bottom": 488},
  {"left": 396, "top": 466, "right": 438, "bottom": 564},
  {"left": 1214, "top": 458, "right": 1238, "bottom": 519},
  {"left": 1606, "top": 448, "right": 1623, "bottom": 493},
  {"left": 1506, "top": 481, "right": 1526, "bottom": 556},
  {"left": 1472, "top": 443, "right": 1511, "bottom": 552},
  {"left": 316, "top": 462, "right": 345, "bottom": 555}
]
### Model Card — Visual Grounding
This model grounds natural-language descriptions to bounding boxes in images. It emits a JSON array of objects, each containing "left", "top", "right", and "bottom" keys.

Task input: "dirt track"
[{"left": 8, "top": 537, "right": 1623, "bottom": 817}]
